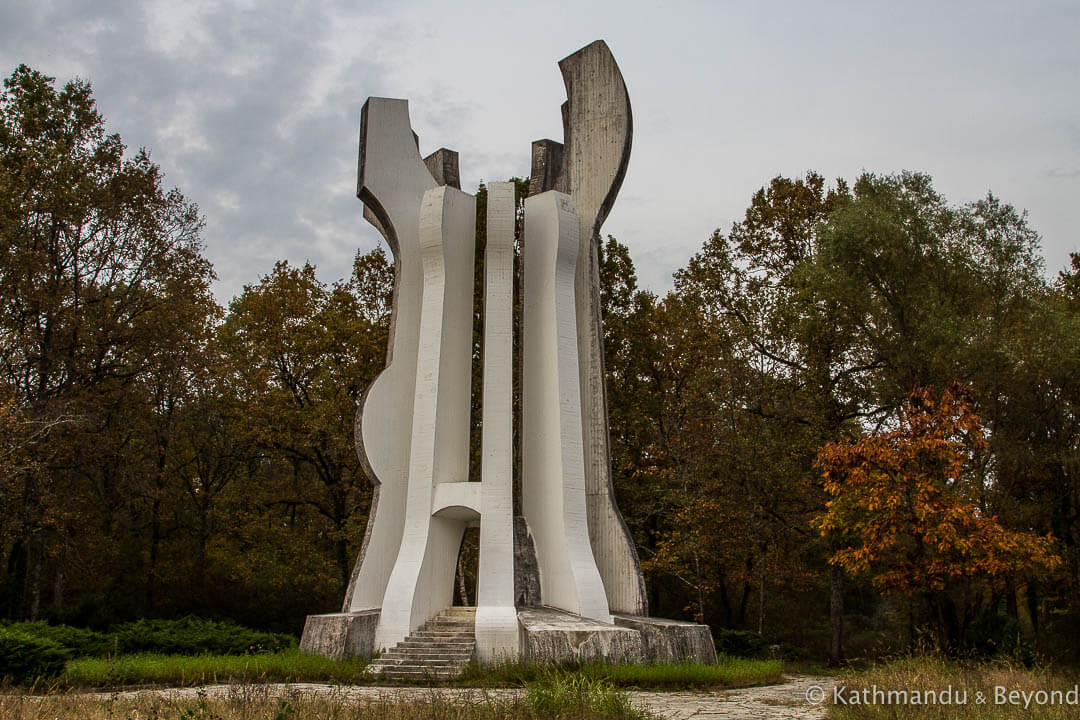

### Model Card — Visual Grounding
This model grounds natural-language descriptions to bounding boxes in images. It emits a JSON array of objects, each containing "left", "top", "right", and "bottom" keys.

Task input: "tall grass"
[
  {"left": 829, "top": 656, "right": 1080, "bottom": 720},
  {"left": 457, "top": 655, "right": 784, "bottom": 689},
  {"left": 60, "top": 649, "right": 371, "bottom": 688},
  {"left": 0, "top": 678, "right": 658, "bottom": 719},
  {"left": 56, "top": 649, "right": 782, "bottom": 692}
]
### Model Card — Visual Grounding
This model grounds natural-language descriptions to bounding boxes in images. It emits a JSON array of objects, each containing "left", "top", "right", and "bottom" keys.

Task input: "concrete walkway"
[{"left": 87, "top": 674, "right": 836, "bottom": 719}]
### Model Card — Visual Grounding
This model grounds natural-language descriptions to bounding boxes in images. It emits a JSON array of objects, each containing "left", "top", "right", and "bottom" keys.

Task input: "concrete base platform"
[
  {"left": 613, "top": 614, "right": 717, "bottom": 663},
  {"left": 518, "top": 607, "right": 642, "bottom": 663},
  {"left": 300, "top": 606, "right": 716, "bottom": 665},
  {"left": 299, "top": 610, "right": 380, "bottom": 659}
]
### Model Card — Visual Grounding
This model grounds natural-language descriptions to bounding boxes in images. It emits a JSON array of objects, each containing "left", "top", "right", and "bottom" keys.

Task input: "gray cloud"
[{"left": 3, "top": 0, "right": 1078, "bottom": 305}]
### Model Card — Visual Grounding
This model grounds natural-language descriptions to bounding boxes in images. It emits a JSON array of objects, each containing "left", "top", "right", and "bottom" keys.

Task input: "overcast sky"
[{"left": 2, "top": 0, "right": 1078, "bottom": 304}]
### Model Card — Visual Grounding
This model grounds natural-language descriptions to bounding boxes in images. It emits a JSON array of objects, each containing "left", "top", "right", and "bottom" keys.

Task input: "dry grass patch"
[
  {"left": 829, "top": 657, "right": 1080, "bottom": 719},
  {"left": 0, "top": 678, "right": 658, "bottom": 720}
]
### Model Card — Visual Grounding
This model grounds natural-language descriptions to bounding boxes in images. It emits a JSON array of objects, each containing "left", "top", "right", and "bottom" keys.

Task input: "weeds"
[
  {"left": 60, "top": 649, "right": 371, "bottom": 688},
  {"left": 829, "top": 656, "right": 1080, "bottom": 719},
  {"left": 456, "top": 655, "right": 783, "bottom": 689},
  {"left": 0, "top": 680, "right": 660, "bottom": 719}
]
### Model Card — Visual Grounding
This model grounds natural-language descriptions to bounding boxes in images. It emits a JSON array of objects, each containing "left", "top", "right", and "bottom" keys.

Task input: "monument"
[{"left": 300, "top": 40, "right": 716, "bottom": 677}]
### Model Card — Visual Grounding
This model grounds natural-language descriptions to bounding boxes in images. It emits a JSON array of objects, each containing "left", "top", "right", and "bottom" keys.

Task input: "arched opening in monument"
[{"left": 452, "top": 525, "right": 480, "bottom": 606}]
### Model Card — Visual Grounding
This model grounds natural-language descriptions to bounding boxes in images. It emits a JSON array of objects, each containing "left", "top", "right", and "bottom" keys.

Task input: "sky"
[{"left": 2, "top": 0, "right": 1078, "bottom": 304}]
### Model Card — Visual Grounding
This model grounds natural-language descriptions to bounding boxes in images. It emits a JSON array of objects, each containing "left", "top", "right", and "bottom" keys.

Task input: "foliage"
[
  {"left": 712, "top": 629, "right": 770, "bottom": 658},
  {"left": 108, "top": 617, "right": 295, "bottom": 656},
  {"left": 815, "top": 385, "right": 1060, "bottom": 594},
  {"left": 2, "top": 621, "right": 112, "bottom": 658},
  {"left": 0, "top": 625, "right": 68, "bottom": 683},
  {"left": 4, "top": 617, "right": 294, "bottom": 659},
  {"left": 0, "top": 63, "right": 219, "bottom": 623}
]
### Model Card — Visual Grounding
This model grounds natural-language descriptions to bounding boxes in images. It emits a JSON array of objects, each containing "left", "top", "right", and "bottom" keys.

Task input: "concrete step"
[
  {"left": 411, "top": 626, "right": 475, "bottom": 633},
  {"left": 377, "top": 649, "right": 472, "bottom": 658},
  {"left": 373, "top": 660, "right": 462, "bottom": 669},
  {"left": 375, "top": 670, "right": 462, "bottom": 679},
  {"left": 372, "top": 662, "right": 466, "bottom": 671}
]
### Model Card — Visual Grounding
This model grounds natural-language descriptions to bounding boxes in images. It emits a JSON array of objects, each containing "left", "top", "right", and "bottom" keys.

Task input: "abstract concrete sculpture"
[{"left": 300, "top": 40, "right": 715, "bottom": 672}]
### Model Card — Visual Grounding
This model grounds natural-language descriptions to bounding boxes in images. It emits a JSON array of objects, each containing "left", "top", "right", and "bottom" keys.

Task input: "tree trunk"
[
  {"left": 829, "top": 563, "right": 844, "bottom": 665},
  {"left": 758, "top": 554, "right": 766, "bottom": 635},
  {"left": 29, "top": 532, "right": 43, "bottom": 621},
  {"left": 457, "top": 552, "right": 469, "bottom": 606},
  {"left": 53, "top": 528, "right": 67, "bottom": 613},
  {"left": 147, "top": 498, "right": 161, "bottom": 613},
  {"left": 7, "top": 538, "right": 28, "bottom": 618}
]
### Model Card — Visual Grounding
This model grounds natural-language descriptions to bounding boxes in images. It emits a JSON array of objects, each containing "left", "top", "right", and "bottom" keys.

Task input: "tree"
[
  {"left": 215, "top": 251, "right": 390, "bottom": 600},
  {"left": 0, "top": 65, "right": 218, "bottom": 620},
  {"left": 814, "top": 384, "right": 1061, "bottom": 648}
]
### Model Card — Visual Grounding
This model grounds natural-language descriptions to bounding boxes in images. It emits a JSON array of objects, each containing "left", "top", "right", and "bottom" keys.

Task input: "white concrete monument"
[{"left": 300, "top": 40, "right": 715, "bottom": 674}]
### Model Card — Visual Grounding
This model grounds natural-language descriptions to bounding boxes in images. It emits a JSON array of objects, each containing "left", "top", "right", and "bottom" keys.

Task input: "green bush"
[
  {"left": 713, "top": 628, "right": 768, "bottom": 658},
  {"left": 0, "top": 626, "right": 69, "bottom": 683},
  {"left": 109, "top": 616, "right": 296, "bottom": 656},
  {"left": 4, "top": 621, "right": 113, "bottom": 658},
  {"left": 4, "top": 617, "right": 295, "bottom": 660},
  {"left": 962, "top": 613, "right": 1034, "bottom": 663}
]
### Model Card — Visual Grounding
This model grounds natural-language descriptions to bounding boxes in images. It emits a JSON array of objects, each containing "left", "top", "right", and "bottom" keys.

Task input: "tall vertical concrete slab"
[
  {"left": 374, "top": 184, "right": 476, "bottom": 650},
  {"left": 545, "top": 40, "right": 649, "bottom": 616},
  {"left": 475, "top": 182, "right": 520, "bottom": 660},
  {"left": 343, "top": 98, "right": 439, "bottom": 613},
  {"left": 522, "top": 190, "right": 611, "bottom": 623}
]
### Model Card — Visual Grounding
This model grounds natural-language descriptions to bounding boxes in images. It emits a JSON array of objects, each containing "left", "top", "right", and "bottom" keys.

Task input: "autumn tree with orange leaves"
[{"left": 814, "top": 384, "right": 1061, "bottom": 648}]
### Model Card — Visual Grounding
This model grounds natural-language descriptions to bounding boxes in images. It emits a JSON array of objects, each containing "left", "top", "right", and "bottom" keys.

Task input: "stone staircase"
[{"left": 370, "top": 606, "right": 476, "bottom": 680}]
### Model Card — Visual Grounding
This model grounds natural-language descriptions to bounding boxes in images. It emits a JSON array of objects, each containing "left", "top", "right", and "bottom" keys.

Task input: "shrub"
[
  {"left": 4, "top": 621, "right": 113, "bottom": 658},
  {"left": 713, "top": 628, "right": 768, "bottom": 658},
  {"left": 0, "top": 626, "right": 69, "bottom": 683},
  {"left": 109, "top": 617, "right": 296, "bottom": 656},
  {"left": 962, "top": 613, "right": 1034, "bottom": 663}
]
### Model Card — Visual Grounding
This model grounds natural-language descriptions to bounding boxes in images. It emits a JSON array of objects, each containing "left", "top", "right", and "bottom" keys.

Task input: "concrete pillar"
[
  {"left": 475, "top": 181, "right": 521, "bottom": 660},
  {"left": 374, "top": 184, "right": 476, "bottom": 650},
  {"left": 522, "top": 190, "right": 611, "bottom": 623}
]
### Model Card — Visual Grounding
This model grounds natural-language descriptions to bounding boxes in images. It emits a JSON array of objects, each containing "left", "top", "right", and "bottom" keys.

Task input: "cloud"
[{"left": 3, "top": 0, "right": 1078, "bottom": 305}]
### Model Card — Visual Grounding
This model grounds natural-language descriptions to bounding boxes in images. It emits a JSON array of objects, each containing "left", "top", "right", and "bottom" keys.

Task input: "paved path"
[
  {"left": 629, "top": 675, "right": 835, "bottom": 719},
  {"left": 87, "top": 675, "right": 836, "bottom": 719}
]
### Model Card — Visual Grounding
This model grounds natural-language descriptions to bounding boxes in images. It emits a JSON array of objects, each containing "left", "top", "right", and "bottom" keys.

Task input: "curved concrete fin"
[
  {"left": 553, "top": 41, "right": 648, "bottom": 616},
  {"left": 375, "top": 184, "right": 476, "bottom": 649},
  {"left": 522, "top": 190, "right": 611, "bottom": 624},
  {"left": 344, "top": 98, "right": 441, "bottom": 612},
  {"left": 556, "top": 39, "right": 633, "bottom": 238}
]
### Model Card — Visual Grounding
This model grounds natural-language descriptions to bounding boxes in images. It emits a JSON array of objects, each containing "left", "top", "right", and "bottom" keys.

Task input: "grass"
[
  {"left": 38, "top": 649, "right": 783, "bottom": 692},
  {"left": 828, "top": 656, "right": 1080, "bottom": 719},
  {"left": 59, "top": 648, "right": 371, "bottom": 688},
  {"left": 457, "top": 655, "right": 784, "bottom": 690},
  {"left": 0, "top": 676, "right": 658, "bottom": 719}
]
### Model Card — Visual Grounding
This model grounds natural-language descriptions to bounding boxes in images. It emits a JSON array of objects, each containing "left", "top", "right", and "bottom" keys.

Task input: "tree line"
[{"left": 2, "top": 66, "right": 1077, "bottom": 661}]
